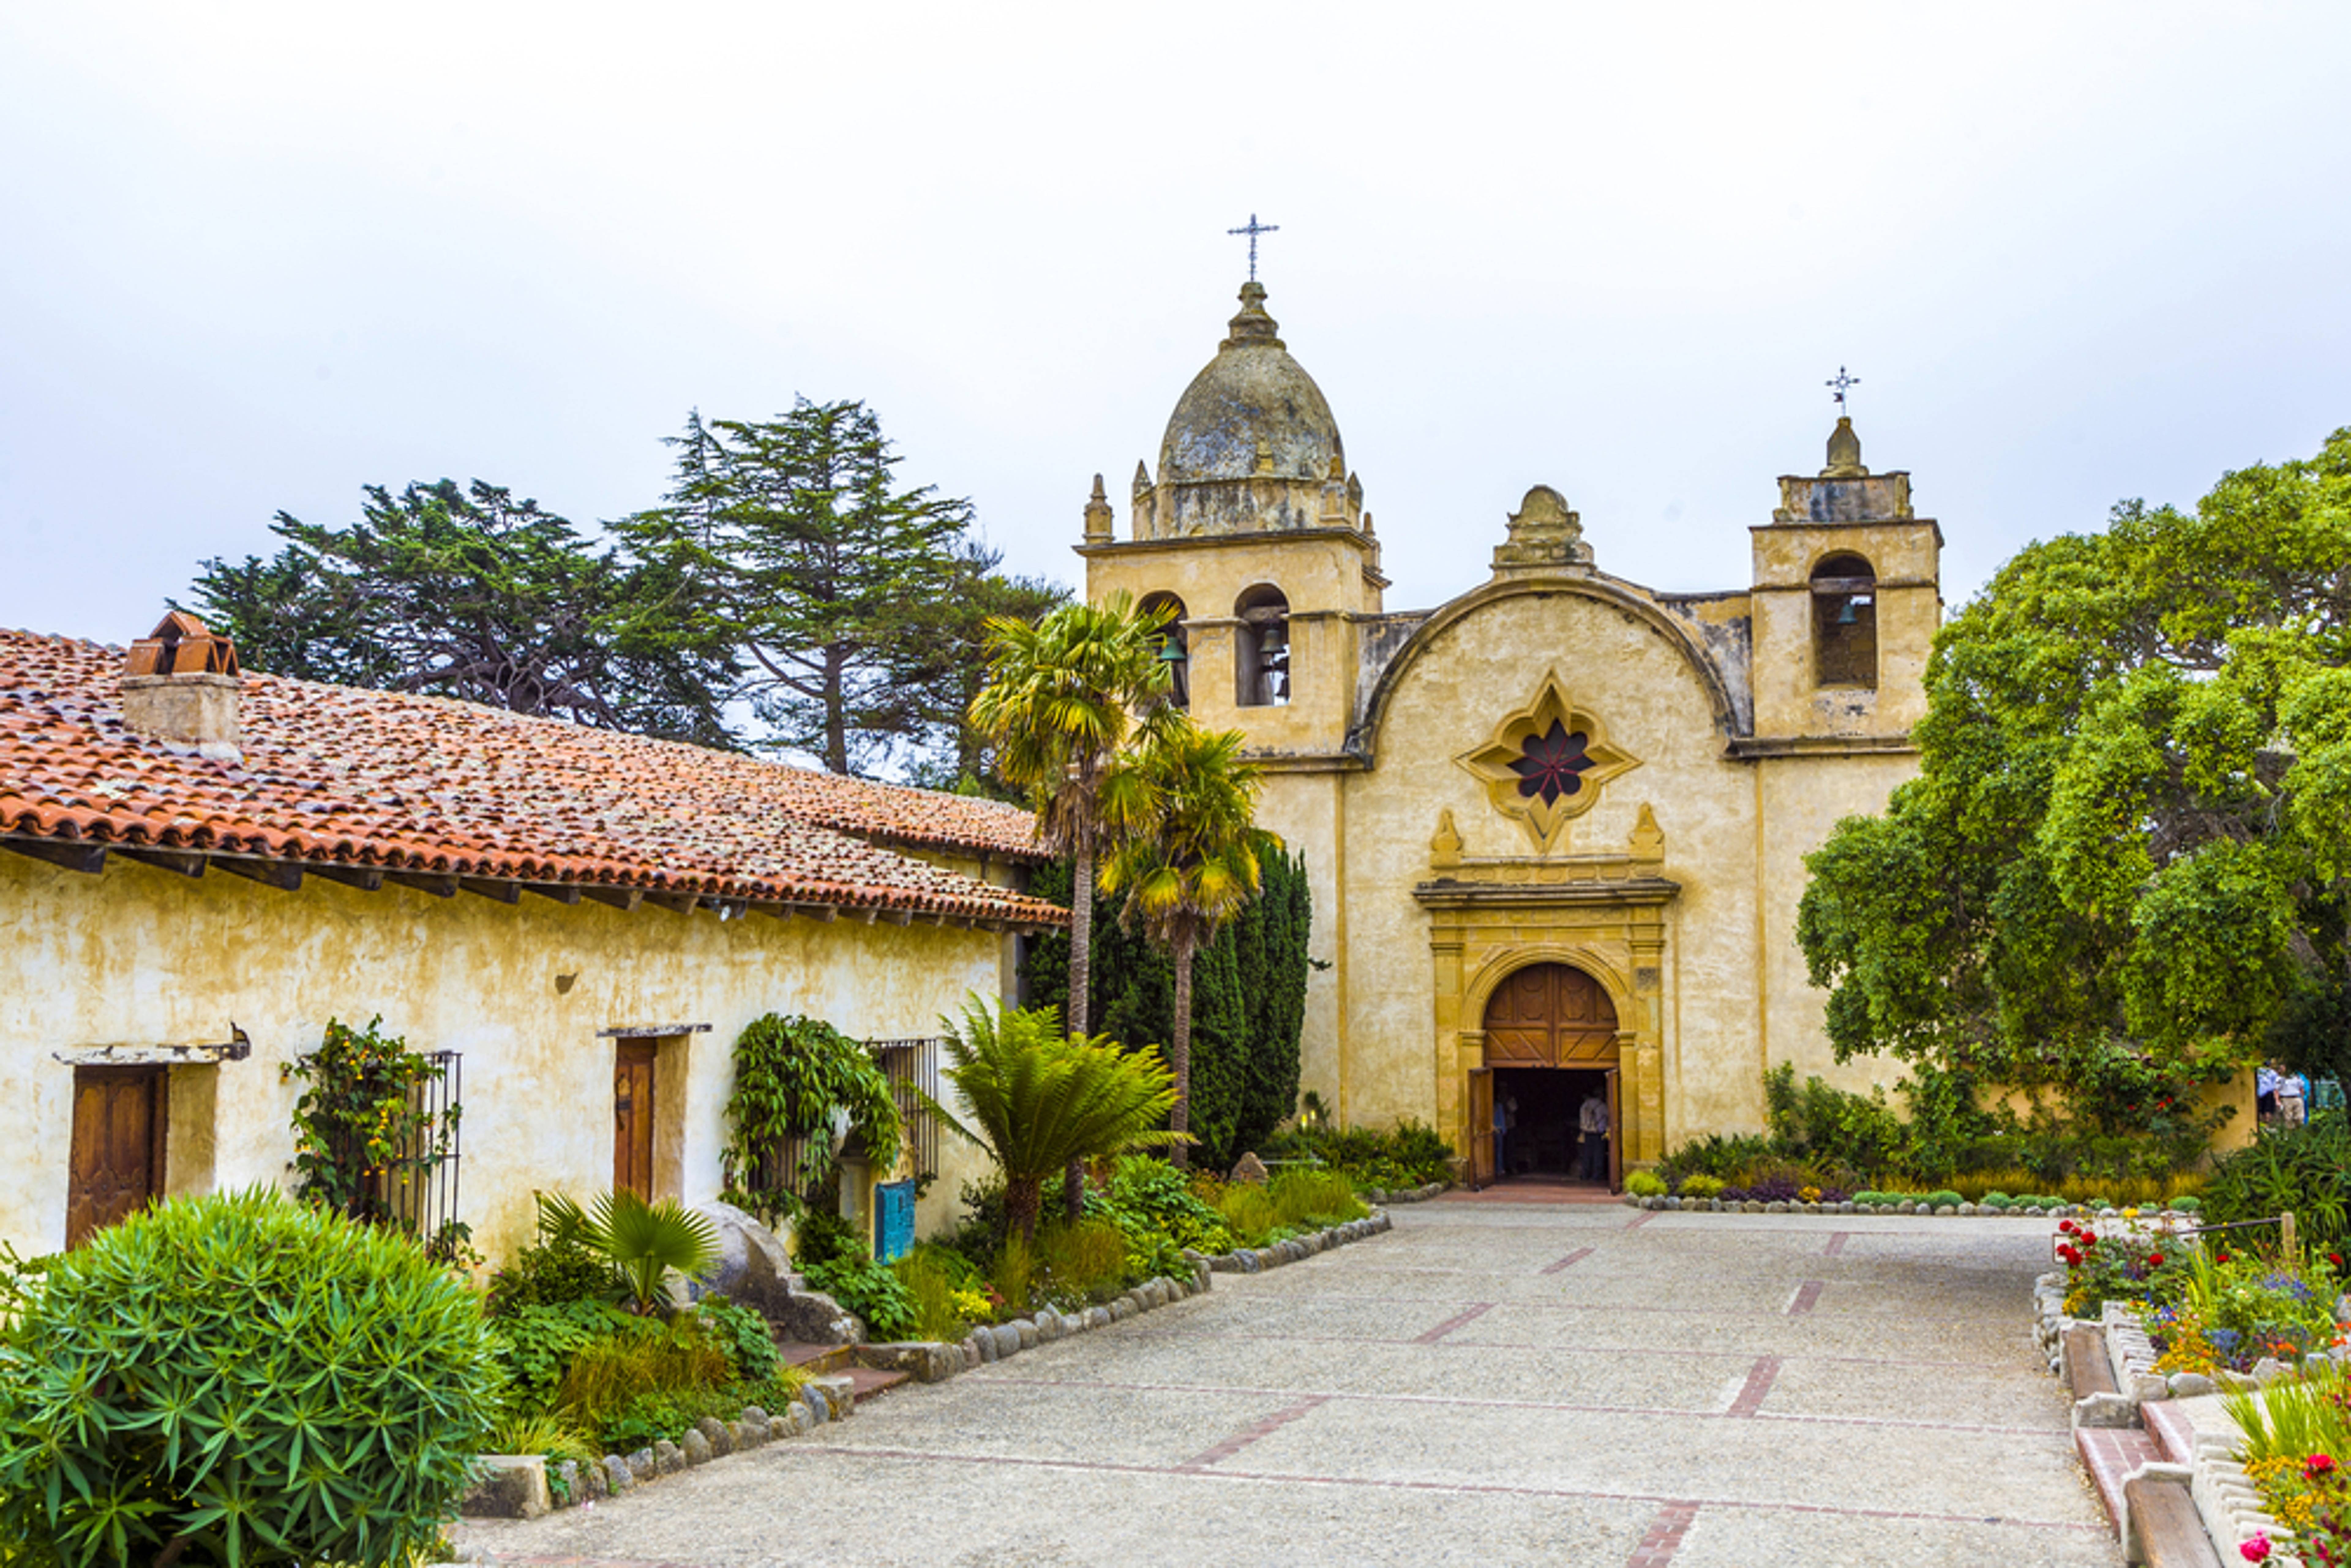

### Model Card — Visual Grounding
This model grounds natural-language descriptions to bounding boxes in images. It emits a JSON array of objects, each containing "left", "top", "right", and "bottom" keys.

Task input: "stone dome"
[
  {"left": 1138, "top": 282, "right": 1356, "bottom": 539},
  {"left": 1159, "top": 282, "right": 1345, "bottom": 485}
]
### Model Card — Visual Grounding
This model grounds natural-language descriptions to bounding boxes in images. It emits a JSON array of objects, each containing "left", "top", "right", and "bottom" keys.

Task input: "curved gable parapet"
[{"left": 1347, "top": 574, "right": 1746, "bottom": 763}]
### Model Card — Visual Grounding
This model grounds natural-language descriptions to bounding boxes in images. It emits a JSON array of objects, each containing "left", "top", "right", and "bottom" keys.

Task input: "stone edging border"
[
  {"left": 1363, "top": 1182, "right": 1449, "bottom": 1204},
  {"left": 458, "top": 1207, "right": 1397, "bottom": 1528}
]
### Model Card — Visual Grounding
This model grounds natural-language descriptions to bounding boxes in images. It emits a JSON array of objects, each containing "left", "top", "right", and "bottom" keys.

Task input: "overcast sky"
[{"left": 4, "top": 4, "right": 2347, "bottom": 646}]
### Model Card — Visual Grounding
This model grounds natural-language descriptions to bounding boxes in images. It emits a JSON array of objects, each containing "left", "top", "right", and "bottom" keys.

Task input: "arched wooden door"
[
  {"left": 1483, "top": 963, "right": 1618, "bottom": 1066},
  {"left": 1472, "top": 964, "right": 1622, "bottom": 1190}
]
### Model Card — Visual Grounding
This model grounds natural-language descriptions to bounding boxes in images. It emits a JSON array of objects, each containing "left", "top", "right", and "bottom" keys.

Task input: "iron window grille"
[{"left": 307, "top": 1049, "right": 463, "bottom": 1248}]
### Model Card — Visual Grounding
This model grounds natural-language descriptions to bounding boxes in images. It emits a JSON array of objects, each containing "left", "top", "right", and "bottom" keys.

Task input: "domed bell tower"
[{"left": 1080, "top": 281, "right": 1386, "bottom": 761}]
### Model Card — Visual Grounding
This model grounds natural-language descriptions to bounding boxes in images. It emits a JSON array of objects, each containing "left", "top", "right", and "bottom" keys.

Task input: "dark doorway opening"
[{"left": 1492, "top": 1067, "right": 1609, "bottom": 1184}]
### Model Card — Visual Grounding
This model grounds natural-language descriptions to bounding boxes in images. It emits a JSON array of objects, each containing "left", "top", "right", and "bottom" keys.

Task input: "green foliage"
[
  {"left": 553, "top": 1317, "right": 732, "bottom": 1428},
  {"left": 589, "top": 1368, "right": 808, "bottom": 1458},
  {"left": 694, "top": 1298, "right": 780, "bottom": 1385},
  {"left": 800, "top": 1255, "right": 919, "bottom": 1341},
  {"left": 284, "top": 1016, "right": 455, "bottom": 1233},
  {"left": 1033, "top": 1219, "right": 1134, "bottom": 1304},
  {"left": 559, "top": 1191, "right": 720, "bottom": 1316},
  {"left": 483, "top": 1193, "right": 617, "bottom": 1317},
  {"left": 892, "top": 1245, "right": 984, "bottom": 1342},
  {"left": 1259, "top": 1117, "right": 1455, "bottom": 1191},
  {"left": 191, "top": 478, "right": 735, "bottom": 745},
  {"left": 0, "top": 1188, "right": 500, "bottom": 1568},
  {"left": 621, "top": 401, "right": 985, "bottom": 775},
  {"left": 1677, "top": 1173, "right": 1725, "bottom": 1200},
  {"left": 1027, "top": 841, "right": 1314, "bottom": 1173},
  {"left": 720, "top": 1013, "right": 901, "bottom": 1226},
  {"left": 1083, "top": 1155, "right": 1233, "bottom": 1263},
  {"left": 1657, "top": 1134, "right": 1775, "bottom": 1187},
  {"left": 1625, "top": 1170, "right": 1667, "bottom": 1197},
  {"left": 937, "top": 1001, "right": 1183, "bottom": 1243},
  {"left": 486, "top": 1299, "right": 628, "bottom": 1412},
  {"left": 1798, "top": 430, "right": 2351, "bottom": 1127},
  {"left": 2203, "top": 1119, "right": 2351, "bottom": 1250},
  {"left": 2225, "top": 1362, "right": 2351, "bottom": 1467},
  {"left": 482, "top": 1408, "right": 598, "bottom": 1467}
]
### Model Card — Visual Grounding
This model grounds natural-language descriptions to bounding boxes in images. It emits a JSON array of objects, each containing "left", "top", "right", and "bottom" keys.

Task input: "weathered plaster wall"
[{"left": 0, "top": 851, "right": 1007, "bottom": 1262}]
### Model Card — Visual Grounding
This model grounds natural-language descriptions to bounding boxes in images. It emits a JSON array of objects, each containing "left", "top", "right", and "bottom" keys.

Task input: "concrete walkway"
[{"left": 456, "top": 1196, "right": 2121, "bottom": 1568}]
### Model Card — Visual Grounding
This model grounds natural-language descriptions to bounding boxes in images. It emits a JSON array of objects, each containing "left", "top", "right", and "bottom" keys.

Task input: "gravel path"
[{"left": 456, "top": 1196, "right": 2121, "bottom": 1567}]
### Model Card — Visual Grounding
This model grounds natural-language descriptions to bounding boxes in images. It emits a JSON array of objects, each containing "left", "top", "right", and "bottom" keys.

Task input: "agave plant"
[
  {"left": 936, "top": 999, "right": 1184, "bottom": 1243},
  {"left": 550, "top": 1189, "right": 721, "bottom": 1315}
]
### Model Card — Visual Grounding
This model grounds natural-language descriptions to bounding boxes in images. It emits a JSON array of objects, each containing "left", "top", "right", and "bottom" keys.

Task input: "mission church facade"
[{"left": 1079, "top": 280, "right": 1941, "bottom": 1184}]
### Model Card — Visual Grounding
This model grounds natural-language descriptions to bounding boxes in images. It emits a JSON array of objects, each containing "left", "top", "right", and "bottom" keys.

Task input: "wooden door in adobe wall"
[
  {"left": 1482, "top": 963, "right": 1618, "bottom": 1067},
  {"left": 67, "top": 1065, "right": 167, "bottom": 1248},
  {"left": 1468, "top": 1068, "right": 1495, "bottom": 1187},
  {"left": 613, "top": 1039, "right": 656, "bottom": 1199}
]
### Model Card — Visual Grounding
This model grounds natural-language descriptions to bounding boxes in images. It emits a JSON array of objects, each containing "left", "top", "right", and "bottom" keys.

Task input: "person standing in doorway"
[
  {"left": 1578, "top": 1088, "right": 1610, "bottom": 1183},
  {"left": 1494, "top": 1092, "right": 1518, "bottom": 1177}
]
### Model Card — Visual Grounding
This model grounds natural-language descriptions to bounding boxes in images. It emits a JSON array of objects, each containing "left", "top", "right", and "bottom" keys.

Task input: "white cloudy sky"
[{"left": 3, "top": 3, "right": 2347, "bottom": 643}]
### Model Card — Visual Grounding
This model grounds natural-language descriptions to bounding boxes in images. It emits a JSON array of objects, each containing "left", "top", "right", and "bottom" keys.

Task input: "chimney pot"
[{"left": 122, "top": 611, "right": 242, "bottom": 761}]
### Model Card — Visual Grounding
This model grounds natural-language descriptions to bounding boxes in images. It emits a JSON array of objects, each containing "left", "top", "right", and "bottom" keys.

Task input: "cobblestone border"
[
  {"left": 461, "top": 1209, "right": 1397, "bottom": 1528},
  {"left": 1629, "top": 1195, "right": 2204, "bottom": 1221},
  {"left": 1362, "top": 1182, "right": 1449, "bottom": 1204}
]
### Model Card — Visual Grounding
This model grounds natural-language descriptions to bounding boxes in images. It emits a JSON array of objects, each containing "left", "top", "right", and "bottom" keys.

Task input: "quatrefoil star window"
[{"left": 1455, "top": 672, "right": 1639, "bottom": 851}]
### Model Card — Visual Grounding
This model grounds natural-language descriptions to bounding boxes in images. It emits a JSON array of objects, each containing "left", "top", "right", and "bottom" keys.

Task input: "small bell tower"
[{"left": 1748, "top": 417, "right": 1942, "bottom": 741}]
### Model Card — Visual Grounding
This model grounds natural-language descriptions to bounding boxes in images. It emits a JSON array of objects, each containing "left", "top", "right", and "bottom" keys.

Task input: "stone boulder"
[
  {"left": 688, "top": 1200, "right": 862, "bottom": 1345},
  {"left": 1230, "top": 1151, "right": 1270, "bottom": 1185}
]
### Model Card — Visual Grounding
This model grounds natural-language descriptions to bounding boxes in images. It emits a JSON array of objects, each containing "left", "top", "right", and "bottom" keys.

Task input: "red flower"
[
  {"left": 2217, "top": 1250, "right": 2232, "bottom": 1264},
  {"left": 2308, "top": 1454, "right": 2338, "bottom": 1480},
  {"left": 2058, "top": 1245, "right": 2083, "bottom": 1266},
  {"left": 2148, "top": 1254, "right": 2165, "bottom": 1268},
  {"left": 2330, "top": 1253, "right": 2345, "bottom": 1271},
  {"left": 2243, "top": 1532, "right": 2272, "bottom": 1562}
]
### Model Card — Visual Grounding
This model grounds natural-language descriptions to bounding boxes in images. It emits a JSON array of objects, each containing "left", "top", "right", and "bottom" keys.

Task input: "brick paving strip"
[
  {"left": 1411, "top": 1302, "right": 1495, "bottom": 1343},
  {"left": 1539, "top": 1245, "right": 1596, "bottom": 1274},
  {"left": 1823, "top": 1231, "right": 1849, "bottom": 1257},
  {"left": 1723, "top": 1354, "right": 1781, "bottom": 1417},
  {"left": 1174, "top": 1394, "right": 1331, "bottom": 1469},
  {"left": 1785, "top": 1279, "right": 1825, "bottom": 1315},
  {"left": 1624, "top": 1500, "right": 1702, "bottom": 1568}
]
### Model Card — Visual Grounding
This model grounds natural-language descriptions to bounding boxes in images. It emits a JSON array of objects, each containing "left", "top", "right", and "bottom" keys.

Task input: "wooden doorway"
[
  {"left": 68, "top": 1065, "right": 167, "bottom": 1247},
  {"left": 613, "top": 1039, "right": 656, "bottom": 1199},
  {"left": 1479, "top": 963, "right": 1621, "bottom": 1191}
]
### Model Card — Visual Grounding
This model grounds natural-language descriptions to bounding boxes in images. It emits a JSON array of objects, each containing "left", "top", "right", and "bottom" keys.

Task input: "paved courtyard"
[{"left": 457, "top": 1194, "right": 2120, "bottom": 1568}]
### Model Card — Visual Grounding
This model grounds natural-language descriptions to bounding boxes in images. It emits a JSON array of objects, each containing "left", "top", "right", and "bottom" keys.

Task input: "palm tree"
[
  {"left": 1101, "top": 718, "right": 1268, "bottom": 1167},
  {"left": 935, "top": 1000, "right": 1184, "bottom": 1244},
  {"left": 969, "top": 593, "right": 1172, "bottom": 1214}
]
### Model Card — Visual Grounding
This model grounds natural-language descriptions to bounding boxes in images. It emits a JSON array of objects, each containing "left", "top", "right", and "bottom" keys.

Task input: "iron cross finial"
[
  {"left": 1228, "top": 213, "right": 1280, "bottom": 281},
  {"left": 1826, "top": 366, "right": 1861, "bottom": 411}
]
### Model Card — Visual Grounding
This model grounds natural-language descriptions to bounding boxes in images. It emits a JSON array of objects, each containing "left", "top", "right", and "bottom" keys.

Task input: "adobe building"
[
  {"left": 1080, "top": 280, "right": 1941, "bottom": 1185},
  {"left": 0, "top": 613, "right": 1059, "bottom": 1261}
]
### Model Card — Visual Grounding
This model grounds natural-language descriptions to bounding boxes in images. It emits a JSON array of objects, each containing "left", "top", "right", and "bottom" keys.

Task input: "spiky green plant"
[
  {"left": 936, "top": 1000, "right": 1184, "bottom": 1243},
  {"left": 577, "top": 1190, "right": 719, "bottom": 1315}
]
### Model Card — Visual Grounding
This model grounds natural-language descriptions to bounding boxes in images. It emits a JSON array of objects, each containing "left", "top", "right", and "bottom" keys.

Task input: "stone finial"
[
  {"left": 1492, "top": 485, "right": 1594, "bottom": 575},
  {"left": 1083, "top": 474, "right": 1114, "bottom": 542},
  {"left": 1429, "top": 808, "right": 1463, "bottom": 871},
  {"left": 1629, "top": 803, "right": 1665, "bottom": 863},
  {"left": 1821, "top": 416, "right": 1869, "bottom": 478},
  {"left": 1131, "top": 459, "right": 1152, "bottom": 498},
  {"left": 1319, "top": 454, "right": 1350, "bottom": 524},
  {"left": 1220, "top": 280, "right": 1284, "bottom": 350}
]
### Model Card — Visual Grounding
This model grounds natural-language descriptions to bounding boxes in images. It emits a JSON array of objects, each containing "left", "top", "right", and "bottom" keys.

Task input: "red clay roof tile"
[{"left": 0, "top": 628, "right": 1061, "bottom": 926}]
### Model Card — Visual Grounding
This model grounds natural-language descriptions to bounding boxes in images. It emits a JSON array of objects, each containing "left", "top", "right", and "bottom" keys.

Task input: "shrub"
[
  {"left": 1216, "top": 1183, "right": 1280, "bottom": 1245},
  {"left": 554, "top": 1317, "right": 733, "bottom": 1428},
  {"left": 1980, "top": 1193, "right": 2014, "bottom": 1210},
  {"left": 1035, "top": 1218, "right": 1133, "bottom": 1304},
  {"left": 577, "top": 1190, "right": 720, "bottom": 1315},
  {"left": 484, "top": 1192, "right": 617, "bottom": 1317},
  {"left": 695, "top": 1297, "right": 780, "bottom": 1385},
  {"left": 1269, "top": 1169, "right": 1365, "bottom": 1229},
  {"left": 489, "top": 1298, "right": 633, "bottom": 1410},
  {"left": 801, "top": 1254, "right": 918, "bottom": 1341},
  {"left": 2204, "top": 1119, "right": 2351, "bottom": 1250},
  {"left": 1625, "top": 1171, "right": 1667, "bottom": 1197},
  {"left": 721, "top": 1013, "right": 901, "bottom": 1226},
  {"left": 0, "top": 1188, "right": 500, "bottom": 1567},
  {"left": 1658, "top": 1133, "right": 1773, "bottom": 1187},
  {"left": 1676, "top": 1173, "right": 1725, "bottom": 1199},
  {"left": 1086, "top": 1155, "right": 1234, "bottom": 1261},
  {"left": 894, "top": 1245, "right": 982, "bottom": 1341},
  {"left": 1272, "top": 1118, "right": 1454, "bottom": 1189},
  {"left": 1926, "top": 1190, "right": 1965, "bottom": 1208}
]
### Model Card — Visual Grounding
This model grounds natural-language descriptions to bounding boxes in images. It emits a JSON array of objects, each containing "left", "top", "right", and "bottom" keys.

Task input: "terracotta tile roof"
[{"left": 0, "top": 628, "right": 1061, "bottom": 927}]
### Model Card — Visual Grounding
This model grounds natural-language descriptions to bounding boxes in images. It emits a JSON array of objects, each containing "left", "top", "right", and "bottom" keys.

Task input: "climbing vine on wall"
[
  {"left": 721, "top": 1013, "right": 902, "bottom": 1227},
  {"left": 285, "top": 1016, "right": 459, "bottom": 1243}
]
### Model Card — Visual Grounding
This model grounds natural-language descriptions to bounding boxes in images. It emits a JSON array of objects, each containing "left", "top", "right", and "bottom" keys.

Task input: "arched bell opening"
[
  {"left": 1234, "top": 584, "right": 1290, "bottom": 708},
  {"left": 1811, "top": 552, "right": 1878, "bottom": 689},
  {"left": 1139, "top": 591, "right": 1190, "bottom": 710}
]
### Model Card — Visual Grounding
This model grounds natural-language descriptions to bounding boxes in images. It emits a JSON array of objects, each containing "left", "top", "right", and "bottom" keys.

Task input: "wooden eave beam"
[
  {"left": 386, "top": 871, "right": 459, "bottom": 898},
  {"left": 215, "top": 857, "right": 303, "bottom": 892},
  {"left": 645, "top": 893, "right": 700, "bottom": 914},
  {"left": 4, "top": 837, "right": 107, "bottom": 874},
  {"left": 119, "top": 847, "right": 206, "bottom": 878},
  {"left": 309, "top": 864, "right": 386, "bottom": 893},
  {"left": 523, "top": 882, "right": 582, "bottom": 906},
  {"left": 879, "top": 908, "right": 913, "bottom": 927},
  {"left": 582, "top": 886, "right": 644, "bottom": 912},
  {"left": 459, "top": 877, "right": 520, "bottom": 905}
]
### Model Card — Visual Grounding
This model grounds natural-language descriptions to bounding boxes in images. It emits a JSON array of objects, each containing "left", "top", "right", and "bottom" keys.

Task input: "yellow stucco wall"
[{"left": 0, "top": 851, "right": 1009, "bottom": 1263}]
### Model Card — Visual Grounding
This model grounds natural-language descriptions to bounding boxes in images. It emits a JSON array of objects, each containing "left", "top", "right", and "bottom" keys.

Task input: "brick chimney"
[{"left": 122, "top": 611, "right": 242, "bottom": 762}]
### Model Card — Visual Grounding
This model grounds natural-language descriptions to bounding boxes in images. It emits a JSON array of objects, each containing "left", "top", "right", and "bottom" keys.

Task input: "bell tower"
[
  {"left": 1078, "top": 280, "right": 1385, "bottom": 762},
  {"left": 1747, "top": 417, "right": 1942, "bottom": 742}
]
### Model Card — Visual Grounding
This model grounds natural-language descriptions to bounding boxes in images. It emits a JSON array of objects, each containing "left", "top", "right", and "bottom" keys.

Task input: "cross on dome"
[{"left": 1227, "top": 213, "right": 1279, "bottom": 281}]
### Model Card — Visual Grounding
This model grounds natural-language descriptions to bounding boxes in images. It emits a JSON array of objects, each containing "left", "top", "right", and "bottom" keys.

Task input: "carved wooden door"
[
  {"left": 67, "top": 1066, "right": 166, "bottom": 1248},
  {"left": 1468, "top": 1068, "right": 1494, "bottom": 1188},
  {"left": 613, "top": 1039, "right": 656, "bottom": 1199},
  {"left": 1482, "top": 964, "right": 1618, "bottom": 1068}
]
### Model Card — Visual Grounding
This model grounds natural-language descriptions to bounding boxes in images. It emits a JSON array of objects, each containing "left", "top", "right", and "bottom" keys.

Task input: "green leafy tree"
[
  {"left": 1102, "top": 719, "right": 1269, "bottom": 1166},
  {"left": 933, "top": 1001, "right": 1183, "bottom": 1244},
  {"left": 900, "top": 541, "right": 1069, "bottom": 796},
  {"left": 1798, "top": 429, "right": 2351, "bottom": 1130},
  {"left": 1021, "top": 844, "right": 1313, "bottom": 1172},
  {"left": 621, "top": 402, "right": 976, "bottom": 775},
  {"left": 190, "top": 478, "right": 736, "bottom": 746}
]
